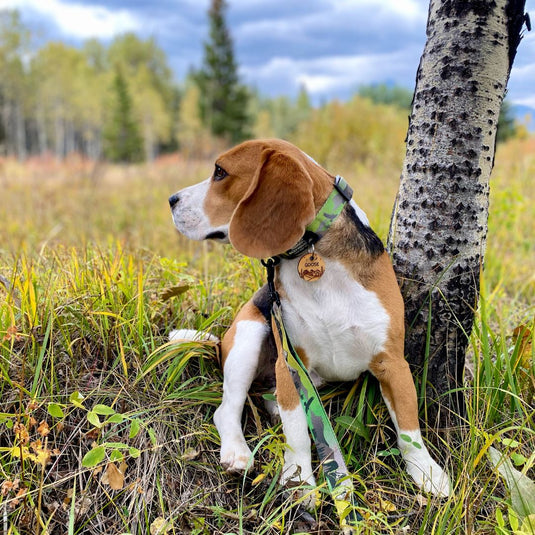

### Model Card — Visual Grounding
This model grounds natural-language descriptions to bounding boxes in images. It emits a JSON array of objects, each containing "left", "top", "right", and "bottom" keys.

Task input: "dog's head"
[{"left": 169, "top": 139, "right": 333, "bottom": 258}]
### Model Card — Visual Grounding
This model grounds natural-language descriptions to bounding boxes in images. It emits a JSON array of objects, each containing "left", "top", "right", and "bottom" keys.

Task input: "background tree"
[
  {"left": 252, "top": 86, "right": 312, "bottom": 140},
  {"left": 177, "top": 76, "right": 215, "bottom": 159},
  {"left": 103, "top": 66, "right": 143, "bottom": 163},
  {"left": 293, "top": 94, "right": 406, "bottom": 172},
  {"left": 359, "top": 82, "right": 519, "bottom": 143},
  {"left": 358, "top": 83, "right": 413, "bottom": 110},
  {"left": 108, "top": 34, "right": 175, "bottom": 161},
  {"left": 30, "top": 43, "right": 90, "bottom": 159},
  {"left": 387, "top": 0, "right": 528, "bottom": 427},
  {"left": 0, "top": 10, "right": 29, "bottom": 159},
  {"left": 194, "top": 0, "right": 250, "bottom": 144}
]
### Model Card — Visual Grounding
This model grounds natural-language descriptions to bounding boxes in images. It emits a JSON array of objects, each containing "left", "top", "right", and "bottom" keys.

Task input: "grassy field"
[{"left": 0, "top": 138, "right": 534, "bottom": 534}]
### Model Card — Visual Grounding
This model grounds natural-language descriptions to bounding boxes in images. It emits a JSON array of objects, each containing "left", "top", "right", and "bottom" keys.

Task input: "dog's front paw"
[
  {"left": 220, "top": 442, "right": 253, "bottom": 473},
  {"left": 406, "top": 455, "right": 451, "bottom": 498},
  {"left": 286, "top": 485, "right": 320, "bottom": 512},
  {"left": 399, "top": 430, "right": 451, "bottom": 497},
  {"left": 280, "top": 461, "right": 317, "bottom": 510},
  {"left": 280, "top": 461, "right": 315, "bottom": 487}
]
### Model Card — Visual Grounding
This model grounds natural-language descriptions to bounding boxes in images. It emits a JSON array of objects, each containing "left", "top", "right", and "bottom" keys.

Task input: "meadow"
[{"left": 0, "top": 136, "right": 534, "bottom": 534}]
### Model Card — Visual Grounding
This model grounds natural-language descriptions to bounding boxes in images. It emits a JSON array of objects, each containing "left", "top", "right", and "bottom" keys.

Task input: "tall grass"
[{"left": 0, "top": 138, "right": 534, "bottom": 534}]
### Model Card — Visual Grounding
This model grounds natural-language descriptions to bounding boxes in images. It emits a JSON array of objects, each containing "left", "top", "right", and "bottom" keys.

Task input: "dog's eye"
[{"left": 213, "top": 165, "right": 228, "bottom": 181}]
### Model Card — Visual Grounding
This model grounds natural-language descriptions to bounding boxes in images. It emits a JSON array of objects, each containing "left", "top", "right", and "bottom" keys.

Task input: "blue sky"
[{"left": 3, "top": 0, "right": 535, "bottom": 113}]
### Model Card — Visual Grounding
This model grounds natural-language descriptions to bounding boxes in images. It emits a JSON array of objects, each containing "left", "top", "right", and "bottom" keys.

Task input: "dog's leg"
[
  {"left": 275, "top": 353, "right": 316, "bottom": 490},
  {"left": 370, "top": 353, "right": 452, "bottom": 497},
  {"left": 214, "top": 316, "right": 268, "bottom": 473}
]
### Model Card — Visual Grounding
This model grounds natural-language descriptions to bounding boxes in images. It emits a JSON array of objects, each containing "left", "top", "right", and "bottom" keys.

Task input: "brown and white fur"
[{"left": 169, "top": 139, "right": 451, "bottom": 501}]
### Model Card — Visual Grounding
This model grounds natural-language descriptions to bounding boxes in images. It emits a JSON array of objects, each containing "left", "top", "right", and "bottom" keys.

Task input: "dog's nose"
[{"left": 169, "top": 193, "right": 180, "bottom": 209}]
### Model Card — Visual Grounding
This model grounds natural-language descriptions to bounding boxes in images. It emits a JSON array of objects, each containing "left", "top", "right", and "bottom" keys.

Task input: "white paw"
[
  {"left": 406, "top": 456, "right": 451, "bottom": 497},
  {"left": 287, "top": 485, "right": 319, "bottom": 512},
  {"left": 280, "top": 463, "right": 318, "bottom": 511},
  {"left": 280, "top": 456, "right": 316, "bottom": 489},
  {"left": 399, "top": 430, "right": 451, "bottom": 497},
  {"left": 169, "top": 329, "right": 219, "bottom": 343},
  {"left": 220, "top": 442, "right": 253, "bottom": 473}
]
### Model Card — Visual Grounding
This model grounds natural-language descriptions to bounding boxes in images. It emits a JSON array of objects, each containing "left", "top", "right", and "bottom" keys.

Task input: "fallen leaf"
[
  {"left": 102, "top": 462, "right": 126, "bottom": 490},
  {"left": 29, "top": 440, "right": 52, "bottom": 466},
  {"left": 1, "top": 478, "right": 20, "bottom": 496},
  {"left": 10, "top": 488, "right": 27, "bottom": 509},
  {"left": 73, "top": 494, "right": 92, "bottom": 516},
  {"left": 160, "top": 284, "right": 190, "bottom": 302},
  {"left": 11, "top": 443, "right": 51, "bottom": 467},
  {"left": 13, "top": 423, "right": 30, "bottom": 445},
  {"left": 488, "top": 446, "right": 535, "bottom": 520},
  {"left": 181, "top": 448, "right": 200, "bottom": 461},
  {"left": 512, "top": 324, "right": 533, "bottom": 367},
  {"left": 415, "top": 493, "right": 429, "bottom": 507},
  {"left": 252, "top": 473, "right": 267, "bottom": 485},
  {"left": 3, "top": 325, "right": 22, "bottom": 342},
  {"left": 27, "top": 400, "right": 39, "bottom": 412},
  {"left": 37, "top": 421, "right": 50, "bottom": 437},
  {"left": 150, "top": 516, "right": 171, "bottom": 534}
]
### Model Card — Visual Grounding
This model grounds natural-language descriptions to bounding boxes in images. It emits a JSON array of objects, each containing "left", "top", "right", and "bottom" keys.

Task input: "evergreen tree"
[
  {"left": 358, "top": 83, "right": 413, "bottom": 110},
  {"left": 103, "top": 67, "right": 143, "bottom": 163},
  {"left": 496, "top": 99, "right": 518, "bottom": 143},
  {"left": 195, "top": 0, "right": 250, "bottom": 143}
]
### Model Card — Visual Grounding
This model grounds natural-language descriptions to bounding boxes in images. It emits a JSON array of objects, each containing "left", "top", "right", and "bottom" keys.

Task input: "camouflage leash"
[{"left": 262, "top": 258, "right": 363, "bottom": 530}]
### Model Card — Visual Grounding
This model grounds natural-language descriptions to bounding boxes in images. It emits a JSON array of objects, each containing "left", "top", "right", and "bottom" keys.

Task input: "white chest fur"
[{"left": 278, "top": 257, "right": 390, "bottom": 382}]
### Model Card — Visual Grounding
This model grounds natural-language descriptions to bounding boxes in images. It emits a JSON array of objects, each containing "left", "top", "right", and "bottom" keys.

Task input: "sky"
[{"left": 2, "top": 0, "right": 535, "bottom": 114}]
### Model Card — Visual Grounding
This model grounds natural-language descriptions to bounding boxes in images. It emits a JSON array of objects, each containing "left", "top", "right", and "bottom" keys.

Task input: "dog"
[{"left": 168, "top": 138, "right": 451, "bottom": 503}]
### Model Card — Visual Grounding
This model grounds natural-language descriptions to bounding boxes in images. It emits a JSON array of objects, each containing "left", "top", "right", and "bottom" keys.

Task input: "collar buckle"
[{"left": 334, "top": 175, "right": 353, "bottom": 202}]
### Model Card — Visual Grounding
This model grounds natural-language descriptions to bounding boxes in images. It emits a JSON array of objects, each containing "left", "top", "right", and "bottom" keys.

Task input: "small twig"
[{"left": 3, "top": 501, "right": 8, "bottom": 535}]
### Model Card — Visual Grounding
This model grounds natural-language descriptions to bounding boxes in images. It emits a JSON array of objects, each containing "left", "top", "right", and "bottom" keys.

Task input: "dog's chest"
[{"left": 278, "top": 258, "right": 390, "bottom": 382}]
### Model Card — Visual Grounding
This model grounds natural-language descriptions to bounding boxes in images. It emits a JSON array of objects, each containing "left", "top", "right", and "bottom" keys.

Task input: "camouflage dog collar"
[{"left": 280, "top": 175, "right": 353, "bottom": 259}]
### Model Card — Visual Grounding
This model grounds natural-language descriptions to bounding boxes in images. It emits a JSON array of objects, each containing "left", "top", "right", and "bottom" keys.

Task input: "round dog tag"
[{"left": 297, "top": 252, "right": 326, "bottom": 281}]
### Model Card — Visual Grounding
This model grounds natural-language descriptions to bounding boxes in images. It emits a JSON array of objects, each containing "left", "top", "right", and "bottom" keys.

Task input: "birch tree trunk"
[
  {"left": 36, "top": 102, "right": 48, "bottom": 155},
  {"left": 15, "top": 99, "right": 26, "bottom": 161},
  {"left": 1, "top": 100, "right": 13, "bottom": 156},
  {"left": 388, "top": 0, "right": 527, "bottom": 427}
]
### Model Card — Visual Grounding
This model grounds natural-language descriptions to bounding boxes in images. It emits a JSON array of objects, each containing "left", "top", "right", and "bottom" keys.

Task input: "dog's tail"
[{"left": 169, "top": 329, "right": 220, "bottom": 344}]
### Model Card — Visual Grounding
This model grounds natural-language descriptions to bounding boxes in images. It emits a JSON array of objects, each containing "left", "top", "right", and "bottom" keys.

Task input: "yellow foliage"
[
  {"left": 10, "top": 441, "right": 51, "bottom": 467},
  {"left": 292, "top": 96, "right": 406, "bottom": 174}
]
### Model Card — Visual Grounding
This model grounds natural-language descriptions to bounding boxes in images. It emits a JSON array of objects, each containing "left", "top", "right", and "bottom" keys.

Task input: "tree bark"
[{"left": 388, "top": 0, "right": 527, "bottom": 428}]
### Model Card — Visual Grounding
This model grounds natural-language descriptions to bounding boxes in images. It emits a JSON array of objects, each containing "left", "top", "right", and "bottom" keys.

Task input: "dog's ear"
[{"left": 229, "top": 149, "right": 315, "bottom": 258}]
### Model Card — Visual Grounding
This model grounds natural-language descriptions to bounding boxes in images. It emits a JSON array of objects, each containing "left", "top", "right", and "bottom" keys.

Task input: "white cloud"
[
  {"left": 332, "top": 0, "right": 424, "bottom": 21},
  {"left": 513, "top": 97, "right": 535, "bottom": 109},
  {"left": 6, "top": 0, "right": 140, "bottom": 39},
  {"left": 243, "top": 46, "right": 421, "bottom": 99}
]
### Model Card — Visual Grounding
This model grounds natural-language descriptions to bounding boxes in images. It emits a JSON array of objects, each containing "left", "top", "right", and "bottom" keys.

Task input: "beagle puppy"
[{"left": 168, "top": 138, "right": 451, "bottom": 502}]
